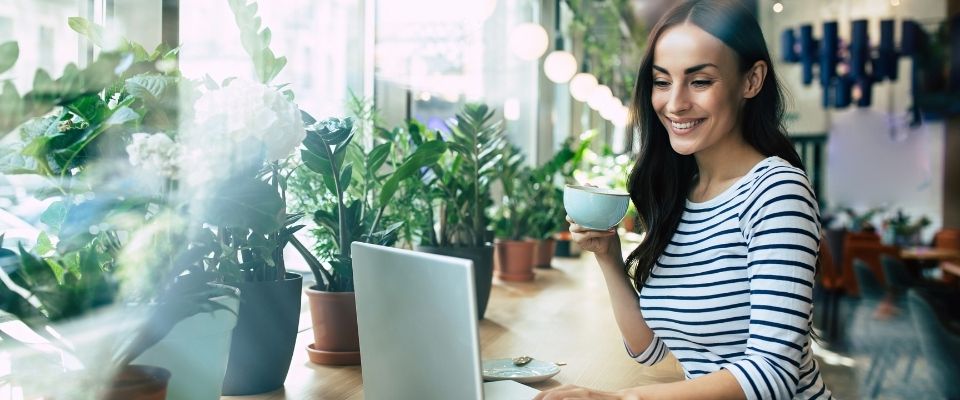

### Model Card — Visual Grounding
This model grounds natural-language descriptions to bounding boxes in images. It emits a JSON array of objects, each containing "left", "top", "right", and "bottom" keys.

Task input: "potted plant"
[
  {"left": 410, "top": 103, "right": 507, "bottom": 319},
  {"left": 883, "top": 209, "right": 931, "bottom": 247},
  {"left": 548, "top": 136, "right": 593, "bottom": 258},
  {"left": 170, "top": 1, "right": 317, "bottom": 395},
  {"left": 0, "top": 240, "right": 235, "bottom": 400},
  {"left": 841, "top": 206, "right": 885, "bottom": 233},
  {"left": 525, "top": 143, "right": 577, "bottom": 268},
  {"left": 290, "top": 105, "right": 446, "bottom": 365},
  {"left": 492, "top": 144, "right": 537, "bottom": 281},
  {"left": 0, "top": 19, "right": 239, "bottom": 399}
]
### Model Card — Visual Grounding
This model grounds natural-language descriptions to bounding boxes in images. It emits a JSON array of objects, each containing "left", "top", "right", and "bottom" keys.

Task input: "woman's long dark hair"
[{"left": 624, "top": 0, "right": 805, "bottom": 290}]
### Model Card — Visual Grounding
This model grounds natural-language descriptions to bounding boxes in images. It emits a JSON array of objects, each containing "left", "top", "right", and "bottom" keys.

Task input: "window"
[{"left": 179, "top": 0, "right": 367, "bottom": 119}]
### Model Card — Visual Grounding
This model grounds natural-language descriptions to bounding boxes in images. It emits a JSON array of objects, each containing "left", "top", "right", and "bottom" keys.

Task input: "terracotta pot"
[
  {"left": 533, "top": 239, "right": 556, "bottom": 268},
  {"left": 304, "top": 288, "right": 361, "bottom": 365},
  {"left": 622, "top": 214, "right": 637, "bottom": 233},
  {"left": 494, "top": 240, "right": 536, "bottom": 281},
  {"left": 135, "top": 283, "right": 239, "bottom": 400},
  {"left": 102, "top": 365, "right": 171, "bottom": 400}
]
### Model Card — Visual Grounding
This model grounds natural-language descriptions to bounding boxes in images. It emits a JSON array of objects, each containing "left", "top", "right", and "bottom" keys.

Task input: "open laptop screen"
[{"left": 352, "top": 242, "right": 484, "bottom": 400}]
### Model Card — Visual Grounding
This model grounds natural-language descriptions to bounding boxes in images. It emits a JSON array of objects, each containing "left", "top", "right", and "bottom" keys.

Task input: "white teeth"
[{"left": 671, "top": 119, "right": 703, "bottom": 130}]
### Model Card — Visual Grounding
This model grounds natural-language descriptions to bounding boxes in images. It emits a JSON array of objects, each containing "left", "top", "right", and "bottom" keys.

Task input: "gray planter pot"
[
  {"left": 221, "top": 272, "right": 303, "bottom": 396},
  {"left": 414, "top": 244, "right": 494, "bottom": 319}
]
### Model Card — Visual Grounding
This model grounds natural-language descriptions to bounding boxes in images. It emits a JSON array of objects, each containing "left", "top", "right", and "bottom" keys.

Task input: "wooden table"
[
  {"left": 901, "top": 247, "right": 960, "bottom": 284},
  {"left": 900, "top": 247, "right": 960, "bottom": 262},
  {"left": 941, "top": 261, "right": 960, "bottom": 278},
  {"left": 225, "top": 252, "right": 685, "bottom": 399}
]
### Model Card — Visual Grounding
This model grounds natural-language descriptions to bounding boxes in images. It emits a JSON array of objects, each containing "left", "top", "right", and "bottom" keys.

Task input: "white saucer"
[{"left": 482, "top": 358, "right": 561, "bottom": 383}]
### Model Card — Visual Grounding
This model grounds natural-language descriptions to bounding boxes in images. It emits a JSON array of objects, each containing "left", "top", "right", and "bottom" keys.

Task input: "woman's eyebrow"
[{"left": 652, "top": 63, "right": 719, "bottom": 75}]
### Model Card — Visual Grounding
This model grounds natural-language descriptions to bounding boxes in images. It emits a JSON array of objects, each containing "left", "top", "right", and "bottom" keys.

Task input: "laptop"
[{"left": 352, "top": 242, "right": 541, "bottom": 400}]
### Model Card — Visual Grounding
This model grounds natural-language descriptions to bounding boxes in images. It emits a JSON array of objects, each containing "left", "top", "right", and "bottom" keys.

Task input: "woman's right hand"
[{"left": 566, "top": 215, "right": 621, "bottom": 261}]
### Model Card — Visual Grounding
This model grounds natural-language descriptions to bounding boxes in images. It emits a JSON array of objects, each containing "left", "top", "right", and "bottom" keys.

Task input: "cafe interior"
[{"left": 0, "top": 0, "right": 958, "bottom": 398}]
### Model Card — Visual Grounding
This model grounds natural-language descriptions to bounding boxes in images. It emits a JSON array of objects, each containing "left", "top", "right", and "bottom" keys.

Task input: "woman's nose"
[{"left": 667, "top": 86, "right": 692, "bottom": 114}]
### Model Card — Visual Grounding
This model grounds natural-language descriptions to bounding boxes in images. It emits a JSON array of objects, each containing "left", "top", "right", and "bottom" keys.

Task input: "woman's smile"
[{"left": 666, "top": 117, "right": 706, "bottom": 134}]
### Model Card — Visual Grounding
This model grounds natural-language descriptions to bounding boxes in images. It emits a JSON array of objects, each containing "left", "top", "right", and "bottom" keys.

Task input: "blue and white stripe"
[{"left": 631, "top": 156, "right": 832, "bottom": 400}]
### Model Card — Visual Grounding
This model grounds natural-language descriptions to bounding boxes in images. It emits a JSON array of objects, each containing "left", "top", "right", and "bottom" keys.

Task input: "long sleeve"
[{"left": 724, "top": 166, "right": 820, "bottom": 400}]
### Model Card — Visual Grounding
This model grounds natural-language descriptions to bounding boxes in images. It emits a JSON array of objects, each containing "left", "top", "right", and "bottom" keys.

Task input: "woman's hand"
[
  {"left": 566, "top": 215, "right": 621, "bottom": 261},
  {"left": 533, "top": 384, "right": 643, "bottom": 400}
]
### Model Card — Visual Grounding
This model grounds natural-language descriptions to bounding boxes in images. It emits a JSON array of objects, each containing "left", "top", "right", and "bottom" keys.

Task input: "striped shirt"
[{"left": 630, "top": 156, "right": 832, "bottom": 400}]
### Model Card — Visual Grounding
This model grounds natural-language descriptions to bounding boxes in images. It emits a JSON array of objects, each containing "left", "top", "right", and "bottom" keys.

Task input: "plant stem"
[
  {"left": 470, "top": 120, "right": 481, "bottom": 247},
  {"left": 319, "top": 136, "right": 349, "bottom": 260},
  {"left": 290, "top": 235, "right": 332, "bottom": 290},
  {"left": 367, "top": 205, "right": 385, "bottom": 239}
]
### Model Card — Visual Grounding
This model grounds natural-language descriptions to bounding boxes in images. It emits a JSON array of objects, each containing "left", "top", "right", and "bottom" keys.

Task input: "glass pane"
[
  {"left": 0, "top": 0, "right": 86, "bottom": 92},
  {"left": 179, "top": 0, "right": 366, "bottom": 119},
  {"left": 374, "top": 0, "right": 541, "bottom": 159}
]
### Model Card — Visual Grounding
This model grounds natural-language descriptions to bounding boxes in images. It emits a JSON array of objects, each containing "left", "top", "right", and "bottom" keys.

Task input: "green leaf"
[
  {"left": 200, "top": 177, "right": 285, "bottom": 233},
  {"left": 34, "top": 232, "right": 55, "bottom": 258},
  {"left": 104, "top": 106, "right": 140, "bottom": 126},
  {"left": 20, "top": 135, "right": 49, "bottom": 159},
  {"left": 67, "top": 17, "right": 106, "bottom": 48},
  {"left": 44, "top": 258, "right": 66, "bottom": 286},
  {"left": 0, "top": 42, "right": 19, "bottom": 75},
  {"left": 39, "top": 201, "right": 67, "bottom": 233},
  {"left": 65, "top": 94, "right": 107, "bottom": 125},
  {"left": 301, "top": 149, "right": 331, "bottom": 175},
  {"left": 270, "top": 56, "right": 287, "bottom": 81},
  {"left": 127, "top": 41, "right": 150, "bottom": 62},
  {"left": 29, "top": 69, "right": 57, "bottom": 104},
  {"left": 313, "top": 209, "right": 338, "bottom": 232},
  {"left": 339, "top": 163, "right": 353, "bottom": 191},
  {"left": 445, "top": 142, "right": 470, "bottom": 156},
  {"left": 0, "top": 81, "right": 22, "bottom": 138},
  {"left": 125, "top": 75, "right": 172, "bottom": 105},
  {"left": 378, "top": 140, "right": 446, "bottom": 205},
  {"left": 366, "top": 142, "right": 392, "bottom": 173}
]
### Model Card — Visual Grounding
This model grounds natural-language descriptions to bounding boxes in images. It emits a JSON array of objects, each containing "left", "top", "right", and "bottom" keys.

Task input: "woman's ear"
[{"left": 742, "top": 60, "right": 767, "bottom": 99}]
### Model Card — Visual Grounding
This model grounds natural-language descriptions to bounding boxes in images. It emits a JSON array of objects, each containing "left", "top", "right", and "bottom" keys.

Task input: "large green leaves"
[
  {"left": 0, "top": 243, "right": 115, "bottom": 326},
  {"left": 378, "top": 139, "right": 446, "bottom": 205},
  {"left": 125, "top": 75, "right": 176, "bottom": 107},
  {"left": 0, "top": 51, "right": 128, "bottom": 137},
  {"left": 438, "top": 103, "right": 507, "bottom": 246},
  {"left": 0, "top": 41, "right": 19, "bottom": 75},
  {"left": 301, "top": 116, "right": 355, "bottom": 195},
  {"left": 68, "top": 17, "right": 107, "bottom": 49},
  {"left": 227, "top": 0, "right": 287, "bottom": 84}
]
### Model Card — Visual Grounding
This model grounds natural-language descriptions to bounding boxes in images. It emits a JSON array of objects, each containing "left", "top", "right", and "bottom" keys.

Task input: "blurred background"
[{"left": 1, "top": 0, "right": 959, "bottom": 399}]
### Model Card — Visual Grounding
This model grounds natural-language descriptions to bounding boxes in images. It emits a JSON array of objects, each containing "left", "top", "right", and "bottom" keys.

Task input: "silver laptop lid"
[{"left": 351, "top": 242, "right": 483, "bottom": 400}]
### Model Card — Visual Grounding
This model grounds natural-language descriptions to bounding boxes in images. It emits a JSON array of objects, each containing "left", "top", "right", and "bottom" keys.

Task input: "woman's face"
[{"left": 651, "top": 23, "right": 749, "bottom": 156}]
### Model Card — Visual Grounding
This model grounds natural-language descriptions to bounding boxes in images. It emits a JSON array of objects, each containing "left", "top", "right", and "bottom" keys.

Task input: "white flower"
[
  {"left": 190, "top": 79, "right": 305, "bottom": 162},
  {"left": 107, "top": 92, "right": 120, "bottom": 109},
  {"left": 125, "top": 132, "right": 180, "bottom": 178}
]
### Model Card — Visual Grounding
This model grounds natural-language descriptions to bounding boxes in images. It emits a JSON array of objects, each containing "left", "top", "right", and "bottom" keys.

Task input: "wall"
[
  {"left": 760, "top": 0, "right": 948, "bottom": 240},
  {"left": 945, "top": 0, "right": 960, "bottom": 229}
]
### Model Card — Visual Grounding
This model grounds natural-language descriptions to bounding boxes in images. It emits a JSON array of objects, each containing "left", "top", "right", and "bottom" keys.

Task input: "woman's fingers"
[{"left": 569, "top": 223, "right": 616, "bottom": 235}]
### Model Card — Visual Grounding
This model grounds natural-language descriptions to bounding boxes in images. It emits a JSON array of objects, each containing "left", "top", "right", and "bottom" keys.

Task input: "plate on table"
[{"left": 482, "top": 358, "right": 561, "bottom": 383}]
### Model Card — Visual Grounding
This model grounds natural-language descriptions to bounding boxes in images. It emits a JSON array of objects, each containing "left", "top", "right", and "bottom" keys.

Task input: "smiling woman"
[{"left": 548, "top": 0, "right": 833, "bottom": 399}]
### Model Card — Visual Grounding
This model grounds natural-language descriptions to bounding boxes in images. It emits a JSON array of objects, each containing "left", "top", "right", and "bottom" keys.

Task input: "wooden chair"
[
  {"left": 934, "top": 228, "right": 960, "bottom": 250},
  {"left": 840, "top": 231, "right": 901, "bottom": 296},
  {"left": 817, "top": 237, "right": 845, "bottom": 341}
]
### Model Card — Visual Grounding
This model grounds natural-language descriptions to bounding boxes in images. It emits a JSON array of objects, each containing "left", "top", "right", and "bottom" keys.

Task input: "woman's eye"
[
  {"left": 653, "top": 80, "right": 670, "bottom": 88},
  {"left": 691, "top": 80, "right": 713, "bottom": 88}
]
